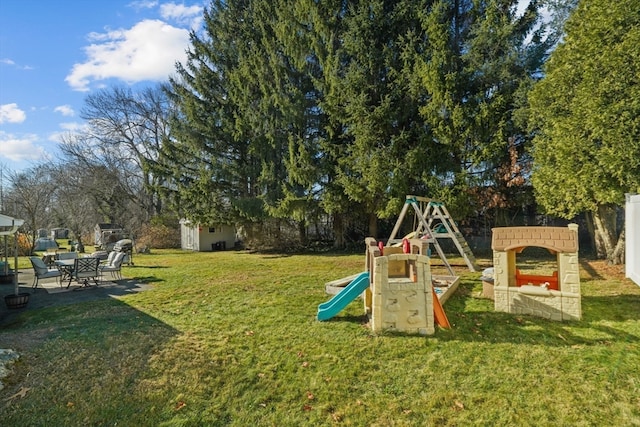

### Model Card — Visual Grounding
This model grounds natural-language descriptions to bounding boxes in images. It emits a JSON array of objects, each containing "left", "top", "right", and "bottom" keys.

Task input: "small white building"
[
  {"left": 180, "top": 219, "right": 236, "bottom": 251},
  {"left": 626, "top": 194, "right": 640, "bottom": 286}
]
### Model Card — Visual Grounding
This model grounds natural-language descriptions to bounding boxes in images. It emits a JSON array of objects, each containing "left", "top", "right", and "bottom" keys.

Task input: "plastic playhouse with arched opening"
[{"left": 491, "top": 224, "right": 582, "bottom": 321}]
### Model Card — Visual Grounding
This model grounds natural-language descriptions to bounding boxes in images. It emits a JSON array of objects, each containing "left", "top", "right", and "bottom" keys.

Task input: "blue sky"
[{"left": 0, "top": 0, "right": 205, "bottom": 173}]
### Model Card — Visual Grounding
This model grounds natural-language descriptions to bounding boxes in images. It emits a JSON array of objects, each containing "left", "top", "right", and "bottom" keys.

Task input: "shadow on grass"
[
  {"left": 320, "top": 314, "right": 369, "bottom": 324},
  {"left": 125, "top": 275, "right": 165, "bottom": 284},
  {"left": 0, "top": 294, "right": 180, "bottom": 425},
  {"left": 0, "top": 272, "right": 163, "bottom": 326},
  {"left": 436, "top": 283, "right": 640, "bottom": 347},
  {"left": 259, "top": 251, "right": 364, "bottom": 259},
  {"left": 125, "top": 265, "right": 170, "bottom": 269},
  {"left": 579, "top": 258, "right": 603, "bottom": 280}
]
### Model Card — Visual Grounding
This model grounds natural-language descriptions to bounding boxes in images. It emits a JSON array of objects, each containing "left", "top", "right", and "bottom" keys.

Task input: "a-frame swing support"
[{"left": 387, "top": 195, "right": 480, "bottom": 273}]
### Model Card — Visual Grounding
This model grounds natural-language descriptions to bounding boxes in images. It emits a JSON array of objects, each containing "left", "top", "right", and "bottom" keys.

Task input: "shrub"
[{"left": 135, "top": 223, "right": 180, "bottom": 250}]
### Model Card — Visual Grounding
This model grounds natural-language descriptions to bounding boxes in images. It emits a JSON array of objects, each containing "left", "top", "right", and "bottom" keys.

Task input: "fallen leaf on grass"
[
  {"left": 245, "top": 330, "right": 254, "bottom": 336},
  {"left": 4, "top": 387, "right": 30, "bottom": 402},
  {"left": 303, "top": 404, "right": 313, "bottom": 411},
  {"left": 306, "top": 391, "right": 314, "bottom": 400},
  {"left": 301, "top": 361, "right": 309, "bottom": 368},
  {"left": 453, "top": 400, "right": 464, "bottom": 410},
  {"left": 175, "top": 401, "right": 186, "bottom": 411}
]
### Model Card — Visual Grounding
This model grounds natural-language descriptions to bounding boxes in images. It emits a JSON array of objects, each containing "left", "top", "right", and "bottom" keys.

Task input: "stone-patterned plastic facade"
[
  {"left": 370, "top": 253, "right": 435, "bottom": 335},
  {"left": 492, "top": 224, "right": 581, "bottom": 321}
]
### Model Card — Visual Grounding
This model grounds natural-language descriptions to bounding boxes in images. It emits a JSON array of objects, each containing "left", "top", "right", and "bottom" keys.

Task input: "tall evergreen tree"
[
  {"left": 160, "top": 0, "right": 550, "bottom": 247},
  {"left": 529, "top": 0, "right": 640, "bottom": 263},
  {"left": 161, "top": 1, "right": 255, "bottom": 227},
  {"left": 416, "top": 0, "right": 546, "bottom": 222},
  {"left": 322, "top": 0, "right": 435, "bottom": 237}
]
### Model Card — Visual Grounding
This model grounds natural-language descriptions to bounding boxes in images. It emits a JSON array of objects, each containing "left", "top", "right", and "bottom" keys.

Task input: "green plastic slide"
[{"left": 317, "top": 272, "right": 369, "bottom": 321}]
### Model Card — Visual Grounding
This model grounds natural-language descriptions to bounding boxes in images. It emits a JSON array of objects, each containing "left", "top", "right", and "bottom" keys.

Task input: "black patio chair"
[{"left": 68, "top": 257, "right": 100, "bottom": 288}]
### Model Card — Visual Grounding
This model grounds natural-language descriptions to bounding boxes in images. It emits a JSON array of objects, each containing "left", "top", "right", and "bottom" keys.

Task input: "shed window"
[{"left": 208, "top": 227, "right": 216, "bottom": 233}]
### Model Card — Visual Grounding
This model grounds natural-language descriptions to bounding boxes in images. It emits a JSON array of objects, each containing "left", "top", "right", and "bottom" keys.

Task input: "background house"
[{"left": 180, "top": 220, "right": 236, "bottom": 251}]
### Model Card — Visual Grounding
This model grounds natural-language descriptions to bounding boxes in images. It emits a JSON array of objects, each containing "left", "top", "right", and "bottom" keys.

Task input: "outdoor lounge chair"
[
  {"left": 29, "top": 256, "right": 62, "bottom": 289},
  {"left": 69, "top": 257, "right": 100, "bottom": 288},
  {"left": 99, "top": 251, "right": 125, "bottom": 280}
]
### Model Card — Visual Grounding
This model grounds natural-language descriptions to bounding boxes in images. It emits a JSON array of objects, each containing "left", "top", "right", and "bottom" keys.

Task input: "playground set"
[
  {"left": 316, "top": 196, "right": 583, "bottom": 333},
  {"left": 318, "top": 195, "right": 481, "bottom": 334},
  {"left": 325, "top": 195, "right": 478, "bottom": 298},
  {"left": 317, "top": 237, "right": 451, "bottom": 335}
]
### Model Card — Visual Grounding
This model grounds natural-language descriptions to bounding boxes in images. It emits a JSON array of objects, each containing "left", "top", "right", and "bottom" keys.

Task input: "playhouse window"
[
  {"left": 208, "top": 227, "right": 216, "bottom": 233},
  {"left": 515, "top": 246, "right": 559, "bottom": 290}
]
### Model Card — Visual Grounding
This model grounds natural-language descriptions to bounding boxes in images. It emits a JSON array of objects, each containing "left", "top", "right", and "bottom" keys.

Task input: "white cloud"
[
  {"left": 54, "top": 105, "right": 75, "bottom": 117},
  {"left": 0, "top": 58, "right": 34, "bottom": 70},
  {"left": 46, "top": 122, "right": 88, "bottom": 147},
  {"left": 129, "top": 0, "right": 159, "bottom": 10},
  {"left": 0, "top": 103, "right": 26, "bottom": 124},
  {"left": 160, "top": 2, "right": 203, "bottom": 25},
  {"left": 0, "top": 131, "right": 45, "bottom": 162},
  {"left": 59, "top": 121, "right": 84, "bottom": 131},
  {"left": 65, "top": 19, "right": 191, "bottom": 91}
]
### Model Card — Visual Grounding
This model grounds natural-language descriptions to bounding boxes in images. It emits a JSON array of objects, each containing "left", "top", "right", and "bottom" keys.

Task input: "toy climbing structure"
[
  {"left": 387, "top": 195, "right": 480, "bottom": 273},
  {"left": 317, "top": 237, "right": 452, "bottom": 335}
]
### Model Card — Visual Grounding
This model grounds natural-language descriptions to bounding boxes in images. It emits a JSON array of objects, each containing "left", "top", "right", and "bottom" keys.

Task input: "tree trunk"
[
  {"left": 368, "top": 213, "right": 378, "bottom": 239},
  {"left": 592, "top": 204, "right": 623, "bottom": 264},
  {"left": 584, "top": 211, "right": 599, "bottom": 257},
  {"left": 298, "top": 219, "right": 308, "bottom": 247},
  {"left": 610, "top": 227, "right": 625, "bottom": 265},
  {"left": 333, "top": 214, "right": 345, "bottom": 249}
]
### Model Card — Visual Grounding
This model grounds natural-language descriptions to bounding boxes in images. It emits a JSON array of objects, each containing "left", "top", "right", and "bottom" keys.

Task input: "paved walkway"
[{"left": 0, "top": 269, "right": 153, "bottom": 326}]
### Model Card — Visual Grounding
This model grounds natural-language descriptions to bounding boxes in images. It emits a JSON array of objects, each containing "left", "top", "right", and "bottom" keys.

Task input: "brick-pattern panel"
[
  {"left": 492, "top": 226, "right": 578, "bottom": 253},
  {"left": 492, "top": 226, "right": 582, "bottom": 321},
  {"left": 371, "top": 254, "right": 434, "bottom": 335}
]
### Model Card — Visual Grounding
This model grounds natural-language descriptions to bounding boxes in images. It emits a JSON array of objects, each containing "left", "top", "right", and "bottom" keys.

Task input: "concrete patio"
[{"left": 0, "top": 268, "right": 153, "bottom": 325}]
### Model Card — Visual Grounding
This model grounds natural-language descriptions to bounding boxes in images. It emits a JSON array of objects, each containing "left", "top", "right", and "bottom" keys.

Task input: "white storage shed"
[{"left": 180, "top": 220, "right": 236, "bottom": 252}]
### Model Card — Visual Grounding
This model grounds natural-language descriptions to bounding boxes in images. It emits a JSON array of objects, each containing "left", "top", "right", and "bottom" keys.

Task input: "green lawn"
[{"left": 1, "top": 249, "right": 639, "bottom": 426}]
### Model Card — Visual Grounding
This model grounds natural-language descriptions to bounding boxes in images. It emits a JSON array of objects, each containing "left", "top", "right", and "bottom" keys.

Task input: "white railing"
[{"left": 626, "top": 194, "right": 640, "bottom": 286}]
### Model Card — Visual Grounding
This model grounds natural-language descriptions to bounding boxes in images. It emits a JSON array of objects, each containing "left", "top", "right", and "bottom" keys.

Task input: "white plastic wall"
[{"left": 626, "top": 194, "right": 640, "bottom": 286}]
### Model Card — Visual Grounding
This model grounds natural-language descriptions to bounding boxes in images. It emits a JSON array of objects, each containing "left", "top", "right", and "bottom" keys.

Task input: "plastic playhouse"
[
  {"left": 491, "top": 224, "right": 582, "bottom": 321},
  {"left": 317, "top": 237, "right": 452, "bottom": 335}
]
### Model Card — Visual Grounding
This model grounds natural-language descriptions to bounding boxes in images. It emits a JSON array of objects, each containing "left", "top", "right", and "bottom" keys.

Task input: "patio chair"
[
  {"left": 99, "top": 251, "right": 126, "bottom": 280},
  {"left": 69, "top": 257, "right": 100, "bottom": 288},
  {"left": 29, "top": 256, "right": 62, "bottom": 289},
  {"left": 103, "top": 250, "right": 117, "bottom": 266}
]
